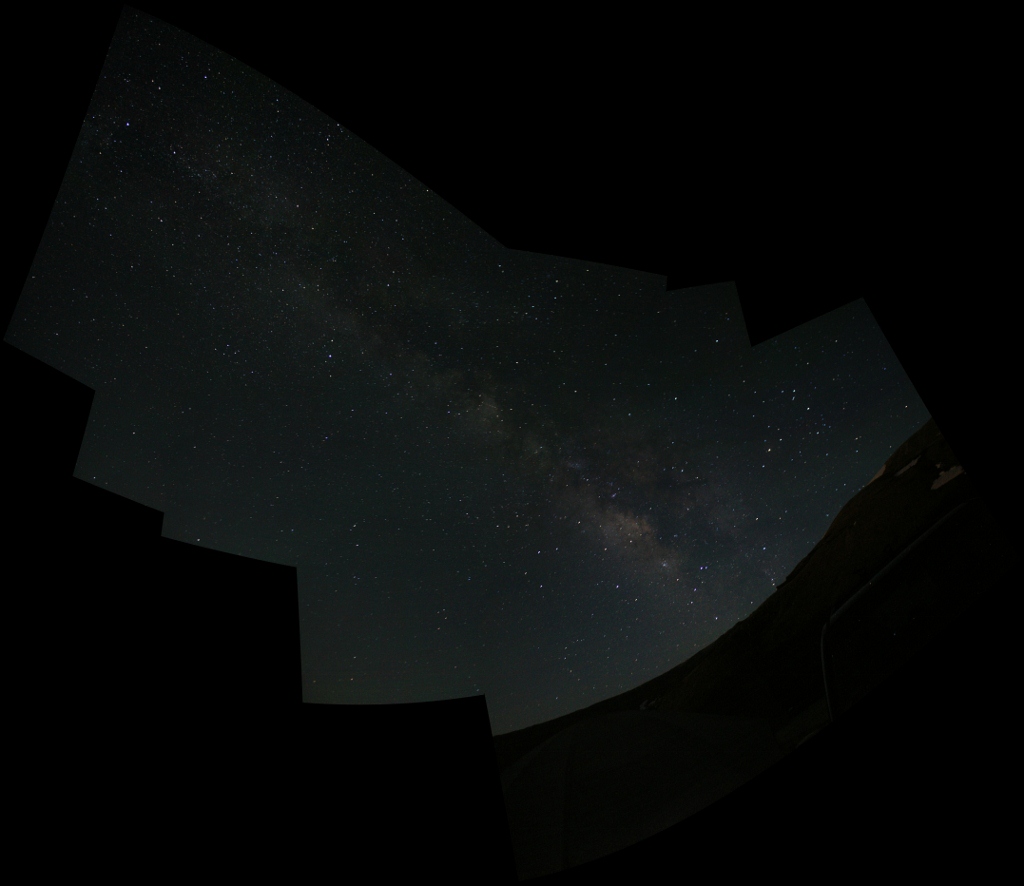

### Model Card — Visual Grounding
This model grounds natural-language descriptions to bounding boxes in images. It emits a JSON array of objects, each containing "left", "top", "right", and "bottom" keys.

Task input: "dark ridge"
[{"left": 493, "top": 416, "right": 1006, "bottom": 771}]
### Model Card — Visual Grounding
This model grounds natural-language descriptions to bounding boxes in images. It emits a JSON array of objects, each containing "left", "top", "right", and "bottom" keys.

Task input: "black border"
[{"left": 6, "top": 5, "right": 1008, "bottom": 879}]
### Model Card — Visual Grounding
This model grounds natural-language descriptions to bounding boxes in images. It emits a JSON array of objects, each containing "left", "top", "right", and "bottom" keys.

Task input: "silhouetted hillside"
[
  {"left": 494, "top": 415, "right": 1011, "bottom": 875},
  {"left": 494, "top": 416, "right": 1009, "bottom": 771}
]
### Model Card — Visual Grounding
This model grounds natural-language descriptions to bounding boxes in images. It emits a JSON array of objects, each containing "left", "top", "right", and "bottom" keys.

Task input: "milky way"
[{"left": 6, "top": 8, "right": 932, "bottom": 732}]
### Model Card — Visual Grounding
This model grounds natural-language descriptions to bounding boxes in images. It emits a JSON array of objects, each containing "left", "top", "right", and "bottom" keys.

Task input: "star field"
[{"left": 7, "top": 9, "right": 932, "bottom": 733}]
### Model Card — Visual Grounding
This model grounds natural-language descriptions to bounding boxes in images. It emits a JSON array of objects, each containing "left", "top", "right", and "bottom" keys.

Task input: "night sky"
[{"left": 7, "top": 8, "right": 933, "bottom": 734}]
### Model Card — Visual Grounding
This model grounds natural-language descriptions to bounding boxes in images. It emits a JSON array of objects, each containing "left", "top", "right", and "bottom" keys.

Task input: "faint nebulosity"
[{"left": 6, "top": 8, "right": 931, "bottom": 733}]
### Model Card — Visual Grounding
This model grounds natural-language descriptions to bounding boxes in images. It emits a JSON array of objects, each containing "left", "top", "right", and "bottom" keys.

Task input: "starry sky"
[{"left": 6, "top": 8, "right": 933, "bottom": 734}]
